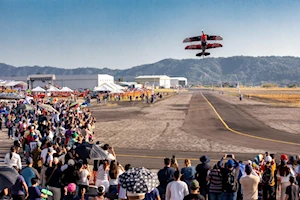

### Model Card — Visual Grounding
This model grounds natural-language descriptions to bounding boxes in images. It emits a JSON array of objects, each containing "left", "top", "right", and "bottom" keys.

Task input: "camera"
[
  {"left": 227, "top": 154, "right": 232, "bottom": 158},
  {"left": 171, "top": 155, "right": 176, "bottom": 164}
]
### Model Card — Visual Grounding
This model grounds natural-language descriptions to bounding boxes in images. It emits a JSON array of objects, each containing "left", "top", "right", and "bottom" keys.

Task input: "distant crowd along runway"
[{"left": 184, "top": 30, "right": 223, "bottom": 57}]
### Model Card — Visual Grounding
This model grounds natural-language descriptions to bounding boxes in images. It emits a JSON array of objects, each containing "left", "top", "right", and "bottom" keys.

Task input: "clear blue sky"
[{"left": 1, "top": 0, "right": 300, "bottom": 69}]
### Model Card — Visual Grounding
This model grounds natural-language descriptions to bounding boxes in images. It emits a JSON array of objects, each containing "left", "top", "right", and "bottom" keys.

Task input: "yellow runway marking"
[
  {"left": 201, "top": 92, "right": 300, "bottom": 146},
  {"left": 117, "top": 154, "right": 219, "bottom": 162}
]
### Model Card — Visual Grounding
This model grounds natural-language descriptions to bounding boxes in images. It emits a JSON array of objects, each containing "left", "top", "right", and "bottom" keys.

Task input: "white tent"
[
  {"left": 59, "top": 86, "right": 74, "bottom": 92},
  {"left": 110, "top": 90, "right": 125, "bottom": 94},
  {"left": 93, "top": 85, "right": 112, "bottom": 92},
  {"left": 107, "top": 82, "right": 125, "bottom": 90},
  {"left": 32, "top": 86, "right": 46, "bottom": 92},
  {"left": 47, "top": 86, "right": 60, "bottom": 92}
]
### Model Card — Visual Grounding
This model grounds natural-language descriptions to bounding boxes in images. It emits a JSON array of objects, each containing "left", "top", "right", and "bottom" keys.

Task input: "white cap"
[
  {"left": 245, "top": 160, "right": 252, "bottom": 165},
  {"left": 67, "top": 159, "right": 75, "bottom": 166},
  {"left": 265, "top": 156, "right": 272, "bottom": 162}
]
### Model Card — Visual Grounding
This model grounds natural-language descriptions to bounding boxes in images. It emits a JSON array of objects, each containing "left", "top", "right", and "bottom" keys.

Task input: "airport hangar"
[
  {"left": 135, "top": 75, "right": 187, "bottom": 88},
  {"left": 0, "top": 74, "right": 115, "bottom": 90}
]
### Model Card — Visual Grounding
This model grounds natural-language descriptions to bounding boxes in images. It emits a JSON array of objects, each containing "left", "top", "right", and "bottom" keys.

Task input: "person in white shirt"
[
  {"left": 77, "top": 162, "right": 90, "bottom": 197},
  {"left": 166, "top": 170, "right": 189, "bottom": 200},
  {"left": 240, "top": 165, "right": 260, "bottom": 200},
  {"left": 4, "top": 146, "right": 22, "bottom": 170},
  {"left": 103, "top": 144, "right": 116, "bottom": 163},
  {"left": 96, "top": 160, "right": 110, "bottom": 193}
]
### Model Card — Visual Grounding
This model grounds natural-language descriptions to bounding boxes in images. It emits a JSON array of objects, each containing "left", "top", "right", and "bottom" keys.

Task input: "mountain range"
[{"left": 1, "top": 56, "right": 300, "bottom": 86}]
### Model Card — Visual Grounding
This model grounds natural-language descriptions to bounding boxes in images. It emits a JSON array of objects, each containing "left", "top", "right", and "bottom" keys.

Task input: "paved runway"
[
  {"left": 1, "top": 90, "right": 299, "bottom": 169},
  {"left": 110, "top": 90, "right": 300, "bottom": 168}
]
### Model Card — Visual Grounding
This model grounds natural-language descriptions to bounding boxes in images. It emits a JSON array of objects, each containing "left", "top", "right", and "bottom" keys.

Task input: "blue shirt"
[
  {"left": 181, "top": 166, "right": 196, "bottom": 180},
  {"left": 29, "top": 186, "right": 41, "bottom": 200},
  {"left": 144, "top": 188, "right": 160, "bottom": 200},
  {"left": 22, "top": 167, "right": 38, "bottom": 187}
]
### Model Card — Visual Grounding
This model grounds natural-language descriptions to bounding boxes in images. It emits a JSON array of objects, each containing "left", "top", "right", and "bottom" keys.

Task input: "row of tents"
[{"left": 31, "top": 86, "right": 74, "bottom": 93}]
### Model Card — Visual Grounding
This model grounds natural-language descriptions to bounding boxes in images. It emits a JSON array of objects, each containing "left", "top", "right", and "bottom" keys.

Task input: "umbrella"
[
  {"left": 39, "top": 103, "right": 59, "bottom": 114},
  {"left": 0, "top": 167, "right": 19, "bottom": 192},
  {"left": 118, "top": 167, "right": 159, "bottom": 193},
  {"left": 70, "top": 102, "right": 79, "bottom": 108},
  {"left": 75, "top": 143, "right": 107, "bottom": 160}
]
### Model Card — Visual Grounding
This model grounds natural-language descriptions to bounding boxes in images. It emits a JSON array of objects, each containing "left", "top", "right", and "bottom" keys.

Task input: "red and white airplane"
[{"left": 183, "top": 31, "right": 223, "bottom": 56}]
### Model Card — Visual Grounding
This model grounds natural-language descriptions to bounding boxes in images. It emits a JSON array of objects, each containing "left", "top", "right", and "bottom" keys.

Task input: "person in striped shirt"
[{"left": 208, "top": 162, "right": 223, "bottom": 200}]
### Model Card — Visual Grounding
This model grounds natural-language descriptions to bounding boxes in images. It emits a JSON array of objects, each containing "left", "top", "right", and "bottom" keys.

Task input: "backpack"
[
  {"left": 227, "top": 169, "right": 238, "bottom": 192},
  {"left": 262, "top": 167, "right": 273, "bottom": 185}
]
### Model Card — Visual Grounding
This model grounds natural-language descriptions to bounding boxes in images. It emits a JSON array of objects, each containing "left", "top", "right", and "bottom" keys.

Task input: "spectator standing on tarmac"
[
  {"left": 277, "top": 154, "right": 295, "bottom": 200},
  {"left": 285, "top": 176, "right": 299, "bottom": 200},
  {"left": 261, "top": 155, "right": 276, "bottom": 200},
  {"left": 240, "top": 165, "right": 260, "bottom": 200},
  {"left": 181, "top": 159, "right": 196, "bottom": 189},
  {"left": 157, "top": 158, "right": 176, "bottom": 200},
  {"left": 166, "top": 170, "right": 189, "bottom": 200},
  {"left": 218, "top": 154, "right": 240, "bottom": 200},
  {"left": 195, "top": 155, "right": 211, "bottom": 198},
  {"left": 207, "top": 162, "right": 223, "bottom": 200},
  {"left": 183, "top": 180, "right": 205, "bottom": 200}
]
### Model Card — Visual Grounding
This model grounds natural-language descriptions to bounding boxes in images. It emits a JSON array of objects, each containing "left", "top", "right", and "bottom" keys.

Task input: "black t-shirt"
[
  {"left": 64, "top": 195, "right": 80, "bottom": 200},
  {"left": 157, "top": 167, "right": 175, "bottom": 194},
  {"left": 285, "top": 184, "right": 299, "bottom": 200},
  {"left": 196, "top": 163, "right": 211, "bottom": 187},
  {"left": 45, "top": 167, "right": 63, "bottom": 188},
  {"left": 62, "top": 166, "right": 78, "bottom": 185},
  {"left": 183, "top": 193, "right": 205, "bottom": 200}
]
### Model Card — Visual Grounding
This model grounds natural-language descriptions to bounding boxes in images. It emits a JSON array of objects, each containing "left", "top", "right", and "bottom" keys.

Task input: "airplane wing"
[
  {"left": 185, "top": 43, "right": 222, "bottom": 50},
  {"left": 185, "top": 44, "right": 202, "bottom": 50},
  {"left": 183, "top": 35, "right": 223, "bottom": 43},
  {"left": 183, "top": 36, "right": 201, "bottom": 43},
  {"left": 206, "top": 43, "right": 223, "bottom": 49}
]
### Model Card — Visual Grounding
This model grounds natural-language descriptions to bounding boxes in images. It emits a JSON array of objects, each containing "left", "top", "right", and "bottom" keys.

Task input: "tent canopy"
[
  {"left": 47, "top": 86, "right": 59, "bottom": 92},
  {"left": 93, "top": 85, "right": 112, "bottom": 92},
  {"left": 32, "top": 86, "right": 46, "bottom": 92},
  {"left": 110, "top": 90, "right": 125, "bottom": 94},
  {"left": 59, "top": 86, "right": 73, "bottom": 92}
]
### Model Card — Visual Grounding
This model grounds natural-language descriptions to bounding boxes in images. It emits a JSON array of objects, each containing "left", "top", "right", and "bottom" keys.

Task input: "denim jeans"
[
  {"left": 8, "top": 127, "right": 13, "bottom": 138},
  {"left": 210, "top": 192, "right": 222, "bottom": 200},
  {"left": 221, "top": 192, "right": 237, "bottom": 200}
]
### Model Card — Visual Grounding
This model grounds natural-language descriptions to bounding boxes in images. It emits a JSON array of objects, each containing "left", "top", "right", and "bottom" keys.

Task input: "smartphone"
[
  {"left": 227, "top": 154, "right": 232, "bottom": 158},
  {"left": 171, "top": 155, "right": 175, "bottom": 164}
]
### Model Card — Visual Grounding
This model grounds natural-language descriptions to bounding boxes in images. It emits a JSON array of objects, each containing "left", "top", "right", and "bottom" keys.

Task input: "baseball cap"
[
  {"left": 190, "top": 180, "right": 199, "bottom": 190},
  {"left": 227, "top": 159, "right": 234, "bottom": 168},
  {"left": 280, "top": 154, "right": 288, "bottom": 161},
  {"left": 67, "top": 183, "right": 76, "bottom": 193},
  {"left": 265, "top": 156, "right": 272, "bottom": 163}
]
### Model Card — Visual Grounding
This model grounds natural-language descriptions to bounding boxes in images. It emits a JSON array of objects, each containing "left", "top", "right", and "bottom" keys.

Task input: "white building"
[
  {"left": 135, "top": 75, "right": 171, "bottom": 88},
  {"left": 170, "top": 77, "right": 188, "bottom": 87},
  {"left": 98, "top": 74, "right": 114, "bottom": 86},
  {"left": 0, "top": 74, "right": 115, "bottom": 90}
]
